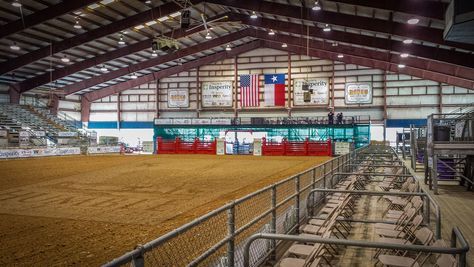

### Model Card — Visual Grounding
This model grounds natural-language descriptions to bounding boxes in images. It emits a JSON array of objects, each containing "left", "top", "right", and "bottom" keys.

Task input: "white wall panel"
[{"left": 90, "top": 112, "right": 117, "bottom": 121}]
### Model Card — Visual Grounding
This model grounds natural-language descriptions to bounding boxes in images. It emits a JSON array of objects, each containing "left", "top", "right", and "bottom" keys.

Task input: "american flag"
[{"left": 240, "top": 74, "right": 260, "bottom": 107}]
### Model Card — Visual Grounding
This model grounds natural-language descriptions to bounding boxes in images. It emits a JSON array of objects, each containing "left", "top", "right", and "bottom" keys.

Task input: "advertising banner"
[
  {"left": 192, "top": 118, "right": 211, "bottom": 125},
  {"left": 0, "top": 147, "right": 80, "bottom": 159},
  {"left": 154, "top": 118, "right": 173, "bottom": 125},
  {"left": 168, "top": 89, "right": 189, "bottom": 108},
  {"left": 293, "top": 78, "right": 329, "bottom": 105},
  {"left": 202, "top": 81, "right": 233, "bottom": 107},
  {"left": 345, "top": 83, "right": 372, "bottom": 104},
  {"left": 33, "top": 131, "right": 46, "bottom": 137},
  {"left": 87, "top": 146, "right": 121, "bottom": 154}
]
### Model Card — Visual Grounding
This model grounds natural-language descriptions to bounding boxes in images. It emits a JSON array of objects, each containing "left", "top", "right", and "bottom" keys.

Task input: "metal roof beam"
[
  {"left": 207, "top": 0, "right": 474, "bottom": 51},
  {"left": 258, "top": 37, "right": 474, "bottom": 89},
  {"left": 10, "top": 13, "right": 229, "bottom": 94},
  {"left": 61, "top": 29, "right": 252, "bottom": 95},
  {"left": 326, "top": 0, "right": 447, "bottom": 20},
  {"left": 0, "top": 0, "right": 99, "bottom": 39},
  {"left": 0, "top": 0, "right": 203, "bottom": 75},
  {"left": 230, "top": 13, "right": 474, "bottom": 68},
  {"left": 82, "top": 40, "right": 261, "bottom": 102}
]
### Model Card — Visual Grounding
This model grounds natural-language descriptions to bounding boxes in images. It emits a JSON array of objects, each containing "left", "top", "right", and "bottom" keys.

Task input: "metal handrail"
[
  {"left": 243, "top": 227, "right": 469, "bottom": 267},
  {"left": 438, "top": 159, "right": 474, "bottom": 186}
]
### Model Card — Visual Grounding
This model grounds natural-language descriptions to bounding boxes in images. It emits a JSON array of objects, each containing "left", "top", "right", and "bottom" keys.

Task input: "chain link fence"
[{"left": 103, "top": 149, "right": 363, "bottom": 267}]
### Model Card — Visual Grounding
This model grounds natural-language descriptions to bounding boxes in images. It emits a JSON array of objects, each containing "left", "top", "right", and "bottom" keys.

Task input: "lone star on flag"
[{"left": 272, "top": 75, "right": 278, "bottom": 82}]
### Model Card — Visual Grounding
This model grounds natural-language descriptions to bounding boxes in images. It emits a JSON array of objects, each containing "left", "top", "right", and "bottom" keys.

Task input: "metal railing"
[
  {"left": 102, "top": 148, "right": 366, "bottom": 267},
  {"left": 243, "top": 226, "right": 469, "bottom": 267}
]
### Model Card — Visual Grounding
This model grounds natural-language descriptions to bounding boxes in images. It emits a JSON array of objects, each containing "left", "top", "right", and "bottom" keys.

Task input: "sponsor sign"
[
  {"left": 19, "top": 131, "right": 29, "bottom": 137},
  {"left": 168, "top": 89, "right": 189, "bottom": 108},
  {"left": 345, "top": 83, "right": 372, "bottom": 104},
  {"left": 154, "top": 118, "right": 173, "bottom": 125},
  {"left": 87, "top": 146, "right": 122, "bottom": 154},
  {"left": 334, "top": 142, "right": 352, "bottom": 155},
  {"left": 173, "top": 118, "right": 192, "bottom": 125},
  {"left": 293, "top": 78, "right": 329, "bottom": 105},
  {"left": 192, "top": 118, "right": 211, "bottom": 125},
  {"left": 202, "top": 81, "right": 233, "bottom": 107},
  {"left": 58, "top": 132, "right": 78, "bottom": 137},
  {"left": 0, "top": 147, "right": 81, "bottom": 159},
  {"left": 211, "top": 118, "right": 232, "bottom": 125}
]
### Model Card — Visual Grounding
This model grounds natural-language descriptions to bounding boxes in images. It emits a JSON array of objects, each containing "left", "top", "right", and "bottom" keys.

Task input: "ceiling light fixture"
[
  {"left": 61, "top": 56, "right": 70, "bottom": 63},
  {"left": 403, "top": 39, "right": 413, "bottom": 44},
  {"left": 407, "top": 18, "right": 419, "bottom": 25},
  {"left": 151, "top": 50, "right": 158, "bottom": 57},
  {"left": 205, "top": 31, "right": 212, "bottom": 39},
  {"left": 400, "top": 53, "right": 409, "bottom": 58},
  {"left": 398, "top": 64, "right": 406, "bottom": 68},
  {"left": 250, "top": 11, "right": 258, "bottom": 19},
  {"left": 282, "top": 43, "right": 288, "bottom": 48},
  {"left": 74, "top": 19, "right": 82, "bottom": 29},
  {"left": 323, "top": 24, "right": 331, "bottom": 32},
  {"left": 312, "top": 1, "right": 321, "bottom": 11},
  {"left": 226, "top": 44, "right": 232, "bottom": 51},
  {"left": 100, "top": 65, "right": 108, "bottom": 72},
  {"left": 131, "top": 73, "right": 138, "bottom": 79},
  {"left": 10, "top": 42, "right": 20, "bottom": 51},
  {"left": 12, "top": 0, "right": 22, "bottom": 7},
  {"left": 268, "top": 29, "right": 275, "bottom": 35},
  {"left": 145, "top": 0, "right": 152, "bottom": 3},
  {"left": 337, "top": 54, "right": 344, "bottom": 58},
  {"left": 332, "top": 42, "right": 338, "bottom": 47},
  {"left": 118, "top": 34, "right": 126, "bottom": 45}
]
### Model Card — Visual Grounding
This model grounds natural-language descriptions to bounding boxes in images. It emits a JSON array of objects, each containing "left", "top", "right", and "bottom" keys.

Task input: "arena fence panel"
[{"left": 102, "top": 150, "right": 360, "bottom": 267}]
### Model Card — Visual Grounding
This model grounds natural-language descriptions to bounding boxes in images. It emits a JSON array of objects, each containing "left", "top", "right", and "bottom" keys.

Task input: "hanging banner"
[
  {"left": 168, "top": 89, "right": 189, "bottom": 108},
  {"left": 293, "top": 78, "right": 329, "bottom": 105},
  {"left": 201, "top": 81, "right": 233, "bottom": 107},
  {"left": 345, "top": 83, "right": 372, "bottom": 104}
]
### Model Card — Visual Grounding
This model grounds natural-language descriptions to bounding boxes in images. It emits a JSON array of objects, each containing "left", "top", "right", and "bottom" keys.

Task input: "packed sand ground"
[{"left": 0, "top": 154, "right": 330, "bottom": 266}]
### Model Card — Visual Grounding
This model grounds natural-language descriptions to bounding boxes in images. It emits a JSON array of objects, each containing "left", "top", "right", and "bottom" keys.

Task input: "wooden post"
[
  {"left": 438, "top": 82, "right": 443, "bottom": 113},
  {"left": 234, "top": 56, "right": 238, "bottom": 118},
  {"left": 383, "top": 71, "right": 388, "bottom": 142},
  {"left": 117, "top": 92, "right": 121, "bottom": 129},
  {"left": 156, "top": 79, "right": 160, "bottom": 118},
  {"left": 196, "top": 67, "right": 200, "bottom": 118},
  {"left": 287, "top": 51, "right": 292, "bottom": 116}
]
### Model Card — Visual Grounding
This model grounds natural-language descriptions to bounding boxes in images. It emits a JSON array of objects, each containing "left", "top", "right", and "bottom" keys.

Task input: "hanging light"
[
  {"left": 268, "top": 29, "right": 275, "bottom": 35},
  {"left": 225, "top": 44, "right": 232, "bottom": 51},
  {"left": 332, "top": 42, "right": 338, "bottom": 47},
  {"left": 118, "top": 34, "right": 126, "bottom": 45},
  {"left": 10, "top": 42, "right": 20, "bottom": 51},
  {"left": 323, "top": 24, "right": 331, "bottom": 32},
  {"left": 398, "top": 64, "right": 406, "bottom": 68},
  {"left": 205, "top": 31, "right": 212, "bottom": 39},
  {"left": 12, "top": 0, "right": 22, "bottom": 7},
  {"left": 100, "top": 65, "right": 108, "bottom": 72},
  {"left": 400, "top": 53, "right": 409, "bottom": 58},
  {"left": 130, "top": 73, "right": 138, "bottom": 79},
  {"left": 145, "top": 0, "right": 152, "bottom": 3},
  {"left": 250, "top": 11, "right": 258, "bottom": 19},
  {"left": 337, "top": 54, "right": 344, "bottom": 58},
  {"left": 74, "top": 19, "right": 82, "bottom": 29},
  {"left": 61, "top": 55, "right": 70, "bottom": 63},
  {"left": 407, "top": 18, "right": 419, "bottom": 25},
  {"left": 403, "top": 39, "right": 413, "bottom": 44},
  {"left": 151, "top": 50, "right": 158, "bottom": 57},
  {"left": 312, "top": 1, "right": 321, "bottom": 11},
  {"left": 281, "top": 43, "right": 288, "bottom": 48}
]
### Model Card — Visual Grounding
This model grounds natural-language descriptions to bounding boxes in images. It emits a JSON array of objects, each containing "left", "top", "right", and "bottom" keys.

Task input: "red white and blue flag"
[
  {"left": 240, "top": 74, "right": 260, "bottom": 107},
  {"left": 264, "top": 74, "right": 285, "bottom": 106}
]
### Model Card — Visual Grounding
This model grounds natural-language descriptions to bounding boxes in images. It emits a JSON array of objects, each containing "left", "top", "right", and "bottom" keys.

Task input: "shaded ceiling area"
[{"left": 0, "top": 0, "right": 473, "bottom": 101}]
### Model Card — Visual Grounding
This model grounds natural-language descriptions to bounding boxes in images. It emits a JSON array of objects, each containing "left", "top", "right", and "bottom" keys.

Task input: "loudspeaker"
[{"left": 181, "top": 10, "right": 191, "bottom": 29}]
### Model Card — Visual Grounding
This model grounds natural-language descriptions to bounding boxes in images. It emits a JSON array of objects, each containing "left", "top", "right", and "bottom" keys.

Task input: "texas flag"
[{"left": 264, "top": 74, "right": 286, "bottom": 106}]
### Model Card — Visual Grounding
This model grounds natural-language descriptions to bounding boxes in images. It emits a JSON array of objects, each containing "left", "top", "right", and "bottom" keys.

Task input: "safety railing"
[
  {"left": 243, "top": 226, "right": 469, "bottom": 267},
  {"left": 102, "top": 147, "right": 367, "bottom": 267}
]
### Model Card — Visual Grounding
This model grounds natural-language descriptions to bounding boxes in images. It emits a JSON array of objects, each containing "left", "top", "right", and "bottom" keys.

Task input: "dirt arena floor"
[{"left": 0, "top": 154, "right": 330, "bottom": 266}]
